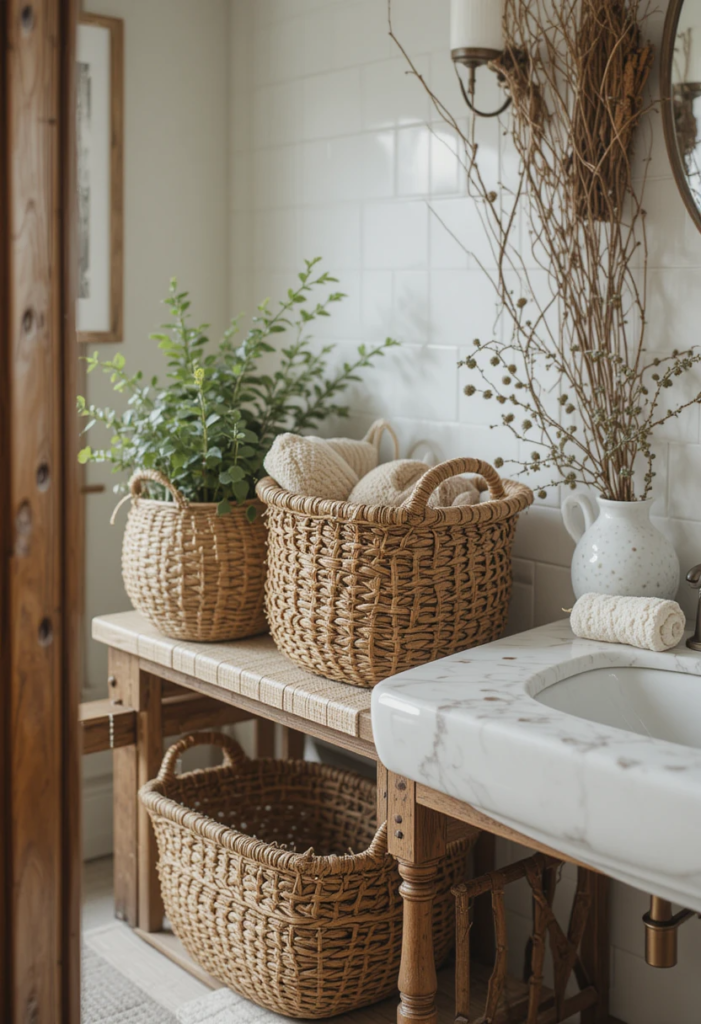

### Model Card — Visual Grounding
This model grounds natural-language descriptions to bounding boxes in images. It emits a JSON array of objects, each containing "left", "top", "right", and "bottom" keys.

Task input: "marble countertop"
[{"left": 371, "top": 620, "right": 701, "bottom": 910}]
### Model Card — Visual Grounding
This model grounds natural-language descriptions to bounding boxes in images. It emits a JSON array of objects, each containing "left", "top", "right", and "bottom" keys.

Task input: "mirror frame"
[{"left": 661, "top": 0, "right": 701, "bottom": 233}]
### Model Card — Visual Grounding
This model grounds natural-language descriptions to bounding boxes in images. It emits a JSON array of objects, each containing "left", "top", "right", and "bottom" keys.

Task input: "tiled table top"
[{"left": 92, "top": 611, "right": 373, "bottom": 740}]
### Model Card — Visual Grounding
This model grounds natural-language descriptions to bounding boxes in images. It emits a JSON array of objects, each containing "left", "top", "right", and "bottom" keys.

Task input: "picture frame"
[{"left": 77, "top": 13, "right": 123, "bottom": 344}]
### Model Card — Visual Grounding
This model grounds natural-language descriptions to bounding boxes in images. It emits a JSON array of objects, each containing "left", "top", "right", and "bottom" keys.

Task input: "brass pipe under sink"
[{"left": 643, "top": 895, "right": 696, "bottom": 967}]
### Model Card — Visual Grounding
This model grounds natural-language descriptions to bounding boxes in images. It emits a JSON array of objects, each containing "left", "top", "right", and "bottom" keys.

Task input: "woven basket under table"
[
  {"left": 116, "top": 469, "right": 268, "bottom": 642},
  {"left": 257, "top": 456, "right": 534, "bottom": 688},
  {"left": 140, "top": 732, "right": 475, "bottom": 1019}
]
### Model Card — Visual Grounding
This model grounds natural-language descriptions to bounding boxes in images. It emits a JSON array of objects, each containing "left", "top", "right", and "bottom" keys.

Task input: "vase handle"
[{"left": 562, "top": 492, "right": 597, "bottom": 544}]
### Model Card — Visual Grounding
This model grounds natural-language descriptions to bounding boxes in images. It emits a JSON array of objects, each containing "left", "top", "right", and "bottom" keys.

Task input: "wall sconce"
[{"left": 450, "top": 0, "right": 511, "bottom": 118}]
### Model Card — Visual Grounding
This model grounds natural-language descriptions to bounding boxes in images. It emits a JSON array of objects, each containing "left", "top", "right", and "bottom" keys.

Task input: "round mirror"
[{"left": 662, "top": 0, "right": 701, "bottom": 230}]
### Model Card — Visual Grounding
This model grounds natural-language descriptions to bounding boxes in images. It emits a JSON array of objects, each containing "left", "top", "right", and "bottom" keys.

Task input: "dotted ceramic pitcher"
[{"left": 562, "top": 494, "right": 680, "bottom": 600}]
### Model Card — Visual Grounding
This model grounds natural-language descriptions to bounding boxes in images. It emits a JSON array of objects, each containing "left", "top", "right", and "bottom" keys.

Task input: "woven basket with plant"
[
  {"left": 139, "top": 732, "right": 476, "bottom": 1019},
  {"left": 78, "top": 260, "right": 397, "bottom": 641}
]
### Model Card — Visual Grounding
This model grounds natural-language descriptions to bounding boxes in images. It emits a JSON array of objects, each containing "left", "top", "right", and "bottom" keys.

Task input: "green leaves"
[{"left": 76, "top": 262, "right": 400, "bottom": 512}]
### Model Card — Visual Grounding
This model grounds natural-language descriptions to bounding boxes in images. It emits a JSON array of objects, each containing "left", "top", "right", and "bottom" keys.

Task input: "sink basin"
[
  {"left": 372, "top": 620, "right": 701, "bottom": 913},
  {"left": 535, "top": 666, "right": 701, "bottom": 748}
]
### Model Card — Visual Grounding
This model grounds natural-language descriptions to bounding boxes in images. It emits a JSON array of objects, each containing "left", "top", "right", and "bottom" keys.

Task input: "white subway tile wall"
[{"left": 231, "top": 3, "right": 701, "bottom": 1018}]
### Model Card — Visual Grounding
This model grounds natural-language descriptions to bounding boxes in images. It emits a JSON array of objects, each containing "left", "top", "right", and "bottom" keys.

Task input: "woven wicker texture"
[
  {"left": 140, "top": 733, "right": 474, "bottom": 1020},
  {"left": 117, "top": 470, "right": 268, "bottom": 642},
  {"left": 257, "top": 457, "right": 534, "bottom": 688}
]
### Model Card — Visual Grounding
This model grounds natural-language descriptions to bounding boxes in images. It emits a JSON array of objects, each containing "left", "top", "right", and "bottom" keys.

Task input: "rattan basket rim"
[
  {"left": 139, "top": 754, "right": 389, "bottom": 876},
  {"left": 257, "top": 471, "right": 533, "bottom": 526},
  {"left": 127, "top": 495, "right": 265, "bottom": 512}
]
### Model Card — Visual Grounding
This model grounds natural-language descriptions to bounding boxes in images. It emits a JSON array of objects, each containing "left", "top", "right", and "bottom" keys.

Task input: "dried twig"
[{"left": 388, "top": 0, "right": 701, "bottom": 501}]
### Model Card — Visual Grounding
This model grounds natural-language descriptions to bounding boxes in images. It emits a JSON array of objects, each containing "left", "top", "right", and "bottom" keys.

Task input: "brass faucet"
[
  {"left": 643, "top": 896, "right": 695, "bottom": 968},
  {"left": 686, "top": 564, "right": 701, "bottom": 651}
]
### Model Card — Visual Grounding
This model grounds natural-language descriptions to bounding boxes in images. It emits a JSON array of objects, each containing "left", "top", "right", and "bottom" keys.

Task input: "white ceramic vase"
[{"left": 561, "top": 494, "right": 680, "bottom": 600}]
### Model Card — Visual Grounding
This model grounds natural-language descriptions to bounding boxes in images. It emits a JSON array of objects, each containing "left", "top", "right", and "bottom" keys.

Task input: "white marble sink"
[{"left": 371, "top": 621, "right": 701, "bottom": 912}]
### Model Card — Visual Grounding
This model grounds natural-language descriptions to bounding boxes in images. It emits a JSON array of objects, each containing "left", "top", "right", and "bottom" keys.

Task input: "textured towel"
[
  {"left": 570, "top": 592, "right": 686, "bottom": 653},
  {"left": 348, "top": 459, "right": 482, "bottom": 509},
  {"left": 324, "top": 436, "right": 378, "bottom": 479},
  {"left": 262, "top": 420, "right": 399, "bottom": 500},
  {"left": 263, "top": 433, "right": 359, "bottom": 500}
]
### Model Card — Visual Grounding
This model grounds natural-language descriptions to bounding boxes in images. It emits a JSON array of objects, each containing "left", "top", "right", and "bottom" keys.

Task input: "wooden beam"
[
  {"left": 79, "top": 694, "right": 254, "bottom": 757},
  {"left": 161, "top": 693, "right": 252, "bottom": 737},
  {"left": 3, "top": 0, "right": 80, "bottom": 1020},
  {"left": 61, "top": 0, "right": 81, "bottom": 1014},
  {"left": 79, "top": 700, "right": 137, "bottom": 755},
  {"left": 139, "top": 657, "right": 377, "bottom": 761},
  {"left": 0, "top": 0, "right": 9, "bottom": 1011}
]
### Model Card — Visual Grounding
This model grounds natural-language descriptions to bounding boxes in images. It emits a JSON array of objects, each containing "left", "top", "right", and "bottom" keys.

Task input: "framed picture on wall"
[{"left": 77, "top": 13, "right": 124, "bottom": 344}]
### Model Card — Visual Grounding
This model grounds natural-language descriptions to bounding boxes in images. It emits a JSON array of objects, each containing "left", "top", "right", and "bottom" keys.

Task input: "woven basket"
[
  {"left": 256, "top": 456, "right": 533, "bottom": 688},
  {"left": 140, "top": 732, "right": 475, "bottom": 1019},
  {"left": 114, "top": 470, "right": 267, "bottom": 642}
]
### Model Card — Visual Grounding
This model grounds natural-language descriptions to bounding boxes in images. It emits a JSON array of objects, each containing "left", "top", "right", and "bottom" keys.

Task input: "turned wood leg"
[
  {"left": 387, "top": 772, "right": 447, "bottom": 1024},
  {"left": 397, "top": 860, "right": 442, "bottom": 1024},
  {"left": 580, "top": 871, "right": 611, "bottom": 1023}
]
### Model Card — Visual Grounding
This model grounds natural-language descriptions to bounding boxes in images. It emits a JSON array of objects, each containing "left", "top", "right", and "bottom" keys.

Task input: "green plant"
[{"left": 77, "top": 259, "right": 398, "bottom": 516}]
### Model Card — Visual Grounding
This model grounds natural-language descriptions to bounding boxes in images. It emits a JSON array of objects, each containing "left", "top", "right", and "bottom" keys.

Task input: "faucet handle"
[{"left": 686, "top": 564, "right": 701, "bottom": 588}]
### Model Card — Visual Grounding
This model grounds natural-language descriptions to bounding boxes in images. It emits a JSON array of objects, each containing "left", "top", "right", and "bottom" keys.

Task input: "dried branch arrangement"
[{"left": 389, "top": 0, "right": 701, "bottom": 501}]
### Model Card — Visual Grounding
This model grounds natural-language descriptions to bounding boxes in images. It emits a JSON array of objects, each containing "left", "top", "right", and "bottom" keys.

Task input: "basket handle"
[
  {"left": 363, "top": 419, "right": 400, "bottom": 460},
  {"left": 401, "top": 457, "right": 506, "bottom": 513},
  {"left": 157, "top": 731, "right": 249, "bottom": 783},
  {"left": 110, "top": 469, "right": 188, "bottom": 525}
]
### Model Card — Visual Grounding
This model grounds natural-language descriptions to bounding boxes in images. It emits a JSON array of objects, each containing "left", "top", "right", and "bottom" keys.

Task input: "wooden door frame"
[{"left": 1, "top": 0, "right": 81, "bottom": 1021}]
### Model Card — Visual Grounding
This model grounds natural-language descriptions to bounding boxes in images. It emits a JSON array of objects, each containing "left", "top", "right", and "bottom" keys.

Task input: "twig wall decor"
[{"left": 389, "top": 0, "right": 701, "bottom": 502}]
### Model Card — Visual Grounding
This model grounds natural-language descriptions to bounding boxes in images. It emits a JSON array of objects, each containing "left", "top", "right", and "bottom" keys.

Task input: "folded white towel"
[{"left": 570, "top": 592, "right": 685, "bottom": 653}]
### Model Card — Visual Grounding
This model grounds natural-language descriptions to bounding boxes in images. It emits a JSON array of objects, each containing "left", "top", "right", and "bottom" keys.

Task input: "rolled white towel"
[{"left": 570, "top": 592, "right": 686, "bottom": 653}]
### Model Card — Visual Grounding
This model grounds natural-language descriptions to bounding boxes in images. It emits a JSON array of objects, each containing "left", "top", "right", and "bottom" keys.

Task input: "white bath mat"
[
  {"left": 82, "top": 944, "right": 178, "bottom": 1024},
  {"left": 177, "top": 988, "right": 287, "bottom": 1024}
]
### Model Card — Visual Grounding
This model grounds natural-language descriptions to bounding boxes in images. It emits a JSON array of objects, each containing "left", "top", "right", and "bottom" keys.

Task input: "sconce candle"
[
  {"left": 450, "top": 0, "right": 504, "bottom": 59},
  {"left": 450, "top": 0, "right": 510, "bottom": 117}
]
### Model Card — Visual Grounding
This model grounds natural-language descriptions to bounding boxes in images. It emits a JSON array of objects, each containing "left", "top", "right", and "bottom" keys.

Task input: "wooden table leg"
[
  {"left": 136, "top": 671, "right": 163, "bottom": 932},
  {"left": 113, "top": 743, "right": 138, "bottom": 926},
  {"left": 581, "top": 870, "right": 611, "bottom": 1023},
  {"left": 254, "top": 717, "right": 276, "bottom": 758},
  {"left": 388, "top": 773, "right": 447, "bottom": 1024},
  {"left": 281, "top": 726, "right": 305, "bottom": 760},
  {"left": 108, "top": 650, "right": 164, "bottom": 933},
  {"left": 471, "top": 831, "right": 496, "bottom": 966}
]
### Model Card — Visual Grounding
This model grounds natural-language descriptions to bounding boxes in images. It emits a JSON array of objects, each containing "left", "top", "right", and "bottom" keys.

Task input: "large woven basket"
[
  {"left": 140, "top": 732, "right": 475, "bottom": 1019},
  {"left": 115, "top": 469, "right": 267, "bottom": 642},
  {"left": 257, "top": 456, "right": 533, "bottom": 687}
]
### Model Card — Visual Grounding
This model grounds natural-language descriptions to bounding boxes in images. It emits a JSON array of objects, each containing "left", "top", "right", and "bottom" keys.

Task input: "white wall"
[
  {"left": 82, "top": 0, "right": 231, "bottom": 859},
  {"left": 229, "top": 1, "right": 701, "bottom": 1020}
]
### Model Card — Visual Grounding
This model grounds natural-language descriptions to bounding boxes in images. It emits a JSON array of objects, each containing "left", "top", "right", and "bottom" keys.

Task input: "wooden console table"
[{"left": 87, "top": 611, "right": 616, "bottom": 1023}]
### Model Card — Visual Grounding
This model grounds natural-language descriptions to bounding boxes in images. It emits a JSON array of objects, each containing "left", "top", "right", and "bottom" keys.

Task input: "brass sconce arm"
[
  {"left": 643, "top": 895, "right": 697, "bottom": 968},
  {"left": 451, "top": 48, "right": 513, "bottom": 118}
]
